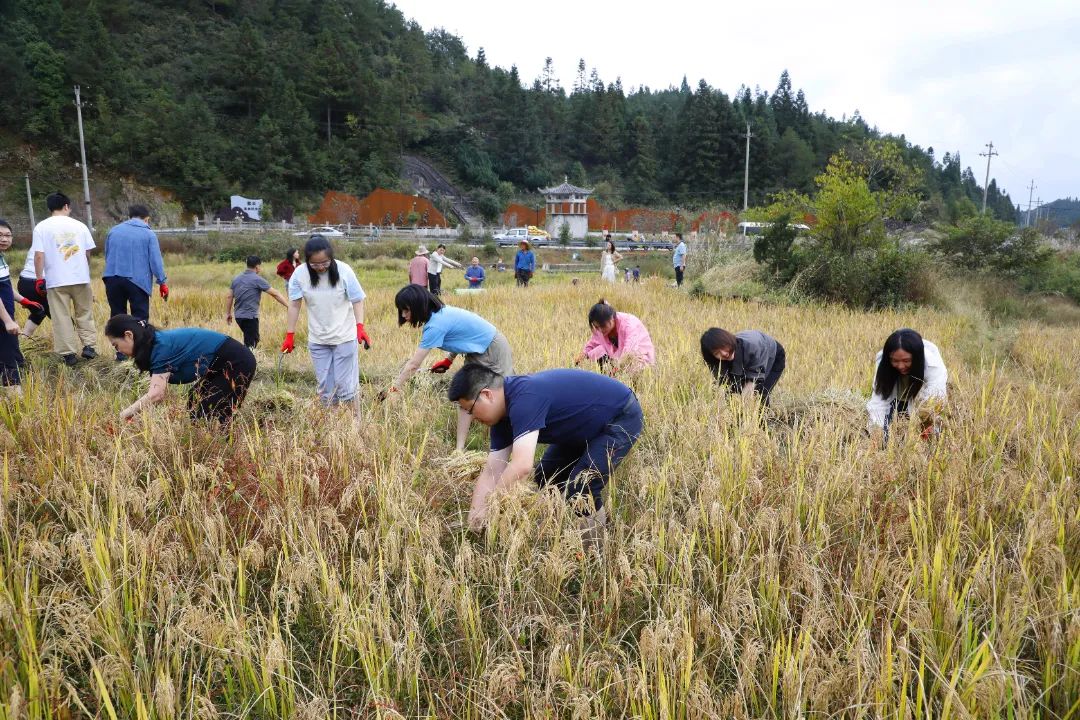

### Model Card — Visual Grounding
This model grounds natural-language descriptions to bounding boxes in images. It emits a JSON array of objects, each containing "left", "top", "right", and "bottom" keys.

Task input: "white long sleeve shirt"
[
  {"left": 866, "top": 339, "right": 947, "bottom": 429},
  {"left": 428, "top": 252, "right": 462, "bottom": 275}
]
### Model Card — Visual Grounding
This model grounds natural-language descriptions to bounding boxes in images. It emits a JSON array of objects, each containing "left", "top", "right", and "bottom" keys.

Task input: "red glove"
[
  {"left": 430, "top": 357, "right": 453, "bottom": 374},
  {"left": 18, "top": 297, "right": 43, "bottom": 313},
  {"left": 34, "top": 279, "right": 46, "bottom": 297},
  {"left": 356, "top": 323, "right": 371, "bottom": 350},
  {"left": 281, "top": 332, "right": 295, "bottom": 354},
  {"left": 159, "top": 283, "right": 169, "bottom": 301}
]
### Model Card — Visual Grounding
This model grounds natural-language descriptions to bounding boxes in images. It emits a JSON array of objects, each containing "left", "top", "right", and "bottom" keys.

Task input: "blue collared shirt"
[{"left": 103, "top": 219, "right": 167, "bottom": 294}]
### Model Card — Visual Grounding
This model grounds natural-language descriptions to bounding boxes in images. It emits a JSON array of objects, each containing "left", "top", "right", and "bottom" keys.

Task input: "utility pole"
[
  {"left": 979, "top": 141, "right": 998, "bottom": 214},
  {"left": 74, "top": 85, "right": 93, "bottom": 230},
  {"left": 25, "top": 175, "right": 35, "bottom": 228},
  {"left": 1025, "top": 179, "right": 1036, "bottom": 227},
  {"left": 741, "top": 122, "right": 754, "bottom": 211}
]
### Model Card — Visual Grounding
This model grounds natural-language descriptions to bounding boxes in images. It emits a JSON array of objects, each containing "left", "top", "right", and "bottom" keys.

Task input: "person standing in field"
[
  {"left": 409, "top": 246, "right": 430, "bottom": 288},
  {"left": 700, "top": 328, "right": 786, "bottom": 407},
  {"left": 427, "top": 244, "right": 463, "bottom": 297},
  {"left": 31, "top": 192, "right": 99, "bottom": 366},
  {"left": 633, "top": 266, "right": 641, "bottom": 283},
  {"left": 282, "top": 236, "right": 371, "bottom": 416},
  {"left": 105, "top": 314, "right": 256, "bottom": 425},
  {"left": 464, "top": 257, "right": 486, "bottom": 288},
  {"left": 672, "top": 233, "right": 687, "bottom": 287},
  {"left": 600, "top": 237, "right": 623, "bottom": 283},
  {"left": 866, "top": 328, "right": 947, "bottom": 441},
  {"left": 0, "top": 219, "right": 45, "bottom": 396},
  {"left": 276, "top": 247, "right": 300, "bottom": 288},
  {"left": 17, "top": 239, "right": 50, "bottom": 338},
  {"left": 447, "top": 365, "right": 643, "bottom": 544},
  {"left": 102, "top": 204, "right": 168, "bottom": 358},
  {"left": 514, "top": 239, "right": 535, "bottom": 287},
  {"left": 226, "top": 255, "right": 289, "bottom": 349},
  {"left": 383, "top": 284, "right": 513, "bottom": 451},
  {"left": 573, "top": 299, "right": 655, "bottom": 375}
]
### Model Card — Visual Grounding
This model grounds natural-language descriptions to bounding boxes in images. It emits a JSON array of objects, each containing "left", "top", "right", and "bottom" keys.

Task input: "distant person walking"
[
  {"left": 427, "top": 244, "right": 463, "bottom": 296},
  {"left": 226, "top": 255, "right": 289, "bottom": 348},
  {"left": 103, "top": 205, "right": 168, "bottom": 357},
  {"left": 276, "top": 247, "right": 300, "bottom": 287},
  {"left": 700, "top": 328, "right": 786, "bottom": 407},
  {"left": 31, "top": 192, "right": 99, "bottom": 366},
  {"left": 514, "top": 239, "right": 535, "bottom": 287},
  {"left": 464, "top": 256, "right": 486, "bottom": 288},
  {"left": 409, "top": 246, "right": 430, "bottom": 288},
  {"left": 600, "top": 238, "right": 623, "bottom": 283},
  {"left": 672, "top": 233, "right": 687, "bottom": 287},
  {"left": 574, "top": 299, "right": 655, "bottom": 375},
  {"left": 282, "top": 235, "right": 371, "bottom": 416}
]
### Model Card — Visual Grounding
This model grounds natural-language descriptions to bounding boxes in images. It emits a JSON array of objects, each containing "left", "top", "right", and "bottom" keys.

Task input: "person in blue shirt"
[
  {"left": 103, "top": 205, "right": 168, "bottom": 333},
  {"left": 447, "top": 365, "right": 643, "bottom": 542},
  {"left": 672, "top": 233, "right": 687, "bottom": 287},
  {"left": 464, "top": 256, "right": 486, "bottom": 288},
  {"left": 382, "top": 284, "right": 513, "bottom": 451},
  {"left": 104, "top": 314, "right": 256, "bottom": 425},
  {"left": 514, "top": 240, "right": 535, "bottom": 287}
]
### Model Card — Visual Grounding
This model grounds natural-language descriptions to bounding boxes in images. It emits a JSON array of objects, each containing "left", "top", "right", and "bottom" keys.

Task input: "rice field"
[{"left": 0, "top": 254, "right": 1077, "bottom": 718}]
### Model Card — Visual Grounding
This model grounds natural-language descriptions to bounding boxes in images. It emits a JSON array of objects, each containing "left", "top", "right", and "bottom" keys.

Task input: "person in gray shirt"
[
  {"left": 226, "top": 256, "right": 289, "bottom": 348},
  {"left": 700, "top": 328, "right": 786, "bottom": 406}
]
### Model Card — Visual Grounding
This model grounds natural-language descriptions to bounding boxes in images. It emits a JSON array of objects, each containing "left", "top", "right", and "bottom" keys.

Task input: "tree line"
[{"left": 0, "top": 0, "right": 1018, "bottom": 222}]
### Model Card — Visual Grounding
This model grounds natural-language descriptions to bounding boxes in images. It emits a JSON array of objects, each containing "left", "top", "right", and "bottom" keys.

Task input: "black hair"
[
  {"left": 437, "top": 243, "right": 446, "bottom": 250},
  {"left": 246, "top": 255, "right": 261, "bottom": 269},
  {"left": 104, "top": 314, "right": 157, "bottom": 372},
  {"left": 284, "top": 247, "right": 298, "bottom": 262},
  {"left": 447, "top": 363, "right": 504, "bottom": 402},
  {"left": 128, "top": 204, "right": 150, "bottom": 219},
  {"left": 588, "top": 299, "right": 616, "bottom": 328},
  {"left": 676, "top": 232, "right": 683, "bottom": 241},
  {"left": 700, "top": 328, "right": 738, "bottom": 379},
  {"left": 605, "top": 238, "right": 616, "bottom": 254},
  {"left": 395, "top": 283, "right": 444, "bottom": 326},
  {"left": 0, "top": 218, "right": 10, "bottom": 232},
  {"left": 46, "top": 192, "right": 71, "bottom": 213},
  {"left": 304, "top": 235, "right": 339, "bottom": 287},
  {"left": 873, "top": 328, "right": 927, "bottom": 400}
]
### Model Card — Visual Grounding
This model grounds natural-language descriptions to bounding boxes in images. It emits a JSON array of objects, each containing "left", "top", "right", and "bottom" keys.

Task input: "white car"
[{"left": 295, "top": 225, "right": 345, "bottom": 237}]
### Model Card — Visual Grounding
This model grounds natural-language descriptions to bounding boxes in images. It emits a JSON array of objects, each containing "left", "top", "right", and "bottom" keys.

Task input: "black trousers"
[
  {"left": 427, "top": 272, "right": 442, "bottom": 296},
  {"left": 16, "top": 276, "right": 49, "bottom": 324},
  {"left": 103, "top": 276, "right": 150, "bottom": 321},
  {"left": 675, "top": 267, "right": 685, "bottom": 286},
  {"left": 515, "top": 269, "right": 532, "bottom": 287},
  {"left": 187, "top": 338, "right": 256, "bottom": 424},
  {"left": 235, "top": 317, "right": 260, "bottom": 348}
]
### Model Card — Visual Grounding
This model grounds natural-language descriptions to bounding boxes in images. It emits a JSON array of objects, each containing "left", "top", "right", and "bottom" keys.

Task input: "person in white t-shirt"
[
  {"left": 282, "top": 235, "right": 370, "bottom": 417},
  {"left": 30, "top": 192, "right": 98, "bottom": 366},
  {"left": 17, "top": 245, "right": 50, "bottom": 338}
]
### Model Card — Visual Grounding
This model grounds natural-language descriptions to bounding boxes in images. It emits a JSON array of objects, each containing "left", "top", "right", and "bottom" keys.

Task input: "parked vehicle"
[
  {"left": 294, "top": 225, "right": 345, "bottom": 237},
  {"left": 494, "top": 226, "right": 549, "bottom": 246}
]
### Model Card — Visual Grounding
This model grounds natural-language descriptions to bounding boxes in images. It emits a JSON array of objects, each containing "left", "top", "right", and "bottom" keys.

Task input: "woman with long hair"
[
  {"left": 866, "top": 328, "right": 947, "bottom": 439},
  {"left": 105, "top": 314, "right": 256, "bottom": 424},
  {"left": 382, "top": 283, "right": 513, "bottom": 451},
  {"left": 600, "top": 237, "right": 623, "bottom": 283},
  {"left": 700, "top": 327, "right": 786, "bottom": 406},
  {"left": 573, "top": 299, "right": 654, "bottom": 375},
  {"left": 282, "top": 235, "right": 371, "bottom": 416},
  {"left": 276, "top": 247, "right": 300, "bottom": 286}
]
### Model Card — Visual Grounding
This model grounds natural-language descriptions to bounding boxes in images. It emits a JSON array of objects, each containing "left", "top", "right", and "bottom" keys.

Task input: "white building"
[{"left": 540, "top": 178, "right": 592, "bottom": 240}]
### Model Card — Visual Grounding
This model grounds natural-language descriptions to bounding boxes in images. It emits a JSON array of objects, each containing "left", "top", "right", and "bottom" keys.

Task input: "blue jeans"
[{"left": 533, "top": 395, "right": 644, "bottom": 514}]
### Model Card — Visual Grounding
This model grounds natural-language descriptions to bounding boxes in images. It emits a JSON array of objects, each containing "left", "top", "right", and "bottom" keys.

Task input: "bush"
[
  {"left": 1021, "top": 249, "right": 1080, "bottom": 303},
  {"left": 792, "top": 247, "right": 933, "bottom": 309},
  {"left": 753, "top": 213, "right": 799, "bottom": 284},
  {"left": 932, "top": 216, "right": 1051, "bottom": 276},
  {"left": 558, "top": 222, "right": 571, "bottom": 245}
]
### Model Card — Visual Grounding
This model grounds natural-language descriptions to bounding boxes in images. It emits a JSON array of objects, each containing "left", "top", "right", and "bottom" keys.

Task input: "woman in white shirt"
[
  {"left": 282, "top": 235, "right": 371, "bottom": 417},
  {"left": 600, "top": 238, "right": 623, "bottom": 283},
  {"left": 866, "top": 328, "right": 947, "bottom": 439}
]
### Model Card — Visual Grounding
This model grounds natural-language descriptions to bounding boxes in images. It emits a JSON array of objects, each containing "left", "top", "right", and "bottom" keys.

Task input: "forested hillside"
[{"left": 0, "top": 0, "right": 1018, "bottom": 221}]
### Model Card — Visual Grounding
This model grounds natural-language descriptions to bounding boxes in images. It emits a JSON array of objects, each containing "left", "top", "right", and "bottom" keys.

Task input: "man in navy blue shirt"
[{"left": 447, "top": 365, "right": 644, "bottom": 539}]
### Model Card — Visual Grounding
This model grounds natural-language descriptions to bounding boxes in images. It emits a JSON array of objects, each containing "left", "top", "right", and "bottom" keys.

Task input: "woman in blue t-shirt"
[
  {"left": 381, "top": 283, "right": 513, "bottom": 451},
  {"left": 104, "top": 314, "right": 257, "bottom": 424}
]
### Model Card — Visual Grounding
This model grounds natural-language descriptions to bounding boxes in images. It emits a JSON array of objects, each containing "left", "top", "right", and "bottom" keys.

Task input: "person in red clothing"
[{"left": 275, "top": 248, "right": 300, "bottom": 286}]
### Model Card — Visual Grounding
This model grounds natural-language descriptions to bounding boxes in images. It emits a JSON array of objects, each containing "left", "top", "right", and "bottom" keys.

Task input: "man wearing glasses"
[{"left": 447, "top": 364, "right": 644, "bottom": 543}]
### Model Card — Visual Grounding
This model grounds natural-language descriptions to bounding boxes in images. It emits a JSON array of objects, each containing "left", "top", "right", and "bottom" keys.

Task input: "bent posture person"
[
  {"left": 448, "top": 365, "right": 643, "bottom": 539},
  {"left": 700, "top": 328, "right": 786, "bottom": 406},
  {"left": 573, "top": 299, "right": 655, "bottom": 375},
  {"left": 866, "top": 328, "right": 947, "bottom": 440},
  {"left": 384, "top": 284, "right": 513, "bottom": 450},
  {"left": 105, "top": 314, "right": 256, "bottom": 425}
]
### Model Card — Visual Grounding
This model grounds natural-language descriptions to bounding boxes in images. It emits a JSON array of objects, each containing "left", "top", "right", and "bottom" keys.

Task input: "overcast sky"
[{"left": 391, "top": 0, "right": 1079, "bottom": 208}]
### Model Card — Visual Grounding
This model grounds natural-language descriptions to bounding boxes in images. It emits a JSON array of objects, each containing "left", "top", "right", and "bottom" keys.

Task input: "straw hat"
[
  {"left": 415, "top": 245, "right": 430, "bottom": 256},
  {"left": 519, "top": 238, "right": 531, "bottom": 248}
]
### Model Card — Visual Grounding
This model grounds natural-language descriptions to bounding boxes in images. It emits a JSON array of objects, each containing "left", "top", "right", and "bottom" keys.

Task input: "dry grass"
[{"left": 0, "top": 258, "right": 1077, "bottom": 719}]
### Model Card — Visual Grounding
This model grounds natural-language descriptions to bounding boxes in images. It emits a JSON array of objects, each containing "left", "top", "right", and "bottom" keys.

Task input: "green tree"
[
  {"left": 932, "top": 216, "right": 1050, "bottom": 276},
  {"left": 753, "top": 212, "right": 799, "bottom": 283}
]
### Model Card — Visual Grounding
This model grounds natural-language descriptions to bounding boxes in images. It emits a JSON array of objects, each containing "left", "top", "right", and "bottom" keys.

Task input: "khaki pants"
[{"left": 47, "top": 284, "right": 97, "bottom": 356}]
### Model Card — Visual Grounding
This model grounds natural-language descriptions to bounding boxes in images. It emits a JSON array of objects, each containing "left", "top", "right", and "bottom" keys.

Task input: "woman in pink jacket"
[{"left": 573, "top": 299, "right": 655, "bottom": 375}]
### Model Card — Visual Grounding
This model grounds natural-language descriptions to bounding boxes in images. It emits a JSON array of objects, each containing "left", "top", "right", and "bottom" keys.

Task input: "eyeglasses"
[
  {"left": 0, "top": 232, "right": 12, "bottom": 238},
  {"left": 308, "top": 259, "right": 332, "bottom": 269},
  {"left": 465, "top": 385, "right": 489, "bottom": 416}
]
